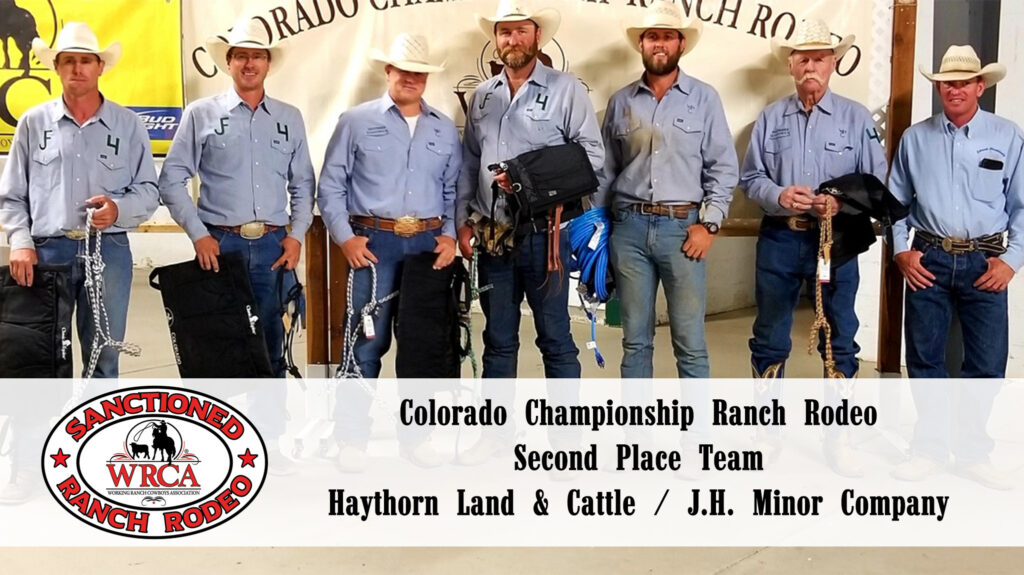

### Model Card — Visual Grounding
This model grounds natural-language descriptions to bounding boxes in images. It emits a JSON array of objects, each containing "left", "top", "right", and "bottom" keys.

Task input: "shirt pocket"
[
  {"left": 973, "top": 149, "right": 1006, "bottom": 203},
  {"left": 524, "top": 107, "right": 558, "bottom": 146},
  {"left": 672, "top": 117, "right": 703, "bottom": 157},
  {"left": 424, "top": 140, "right": 452, "bottom": 178},
  {"left": 822, "top": 140, "right": 856, "bottom": 177},
  {"left": 97, "top": 155, "right": 130, "bottom": 194},
  {"left": 269, "top": 137, "right": 294, "bottom": 177},
  {"left": 29, "top": 146, "right": 60, "bottom": 195}
]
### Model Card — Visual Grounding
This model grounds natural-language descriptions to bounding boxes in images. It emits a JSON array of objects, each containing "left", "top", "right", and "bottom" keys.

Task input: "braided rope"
[
  {"left": 80, "top": 209, "right": 141, "bottom": 379},
  {"left": 807, "top": 203, "right": 841, "bottom": 379},
  {"left": 459, "top": 249, "right": 480, "bottom": 378}
]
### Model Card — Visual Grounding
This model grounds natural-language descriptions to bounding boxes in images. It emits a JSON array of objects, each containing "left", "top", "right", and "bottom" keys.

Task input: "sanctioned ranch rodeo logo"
[{"left": 41, "top": 386, "right": 267, "bottom": 538}]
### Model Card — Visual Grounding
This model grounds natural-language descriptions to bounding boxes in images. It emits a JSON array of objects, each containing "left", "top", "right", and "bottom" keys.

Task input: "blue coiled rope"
[{"left": 567, "top": 207, "right": 612, "bottom": 368}]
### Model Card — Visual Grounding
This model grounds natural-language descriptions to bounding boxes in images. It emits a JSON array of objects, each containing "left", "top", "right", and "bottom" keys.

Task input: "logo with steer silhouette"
[{"left": 42, "top": 386, "right": 267, "bottom": 538}]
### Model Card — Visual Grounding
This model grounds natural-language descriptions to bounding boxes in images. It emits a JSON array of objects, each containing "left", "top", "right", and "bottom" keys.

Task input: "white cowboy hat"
[
  {"left": 31, "top": 22, "right": 121, "bottom": 71},
  {"left": 920, "top": 45, "right": 1006, "bottom": 85},
  {"left": 476, "top": 0, "right": 561, "bottom": 48},
  {"left": 770, "top": 18, "right": 855, "bottom": 62},
  {"left": 205, "top": 16, "right": 286, "bottom": 76},
  {"left": 625, "top": 0, "right": 703, "bottom": 56},
  {"left": 370, "top": 34, "right": 445, "bottom": 73}
]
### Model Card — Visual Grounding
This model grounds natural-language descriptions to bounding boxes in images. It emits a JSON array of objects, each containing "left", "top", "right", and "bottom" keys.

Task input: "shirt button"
[
  {"left": 653, "top": 179, "right": 658, "bottom": 184},
  {"left": 254, "top": 139, "right": 259, "bottom": 143},
  {"left": 256, "top": 184, "right": 260, "bottom": 189},
  {"left": 76, "top": 178, "right": 80, "bottom": 182},
  {"left": 76, "top": 154, "right": 80, "bottom": 158},
  {"left": 255, "top": 161, "right": 260, "bottom": 166},
  {"left": 654, "top": 150, "right": 660, "bottom": 155}
]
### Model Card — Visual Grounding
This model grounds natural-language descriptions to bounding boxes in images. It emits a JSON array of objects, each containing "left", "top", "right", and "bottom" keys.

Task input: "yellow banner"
[{"left": 0, "top": 0, "right": 183, "bottom": 154}]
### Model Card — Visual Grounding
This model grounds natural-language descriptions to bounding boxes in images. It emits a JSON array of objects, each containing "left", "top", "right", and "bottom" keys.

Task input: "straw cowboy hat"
[
  {"left": 370, "top": 34, "right": 445, "bottom": 73},
  {"left": 476, "top": 0, "right": 561, "bottom": 48},
  {"left": 625, "top": 0, "right": 703, "bottom": 56},
  {"left": 31, "top": 22, "right": 121, "bottom": 71},
  {"left": 206, "top": 16, "right": 286, "bottom": 76},
  {"left": 920, "top": 45, "right": 1006, "bottom": 85},
  {"left": 770, "top": 18, "right": 855, "bottom": 62}
]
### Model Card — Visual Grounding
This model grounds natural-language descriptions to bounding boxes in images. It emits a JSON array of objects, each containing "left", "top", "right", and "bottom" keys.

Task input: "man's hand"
[
  {"left": 9, "top": 248, "right": 38, "bottom": 287},
  {"left": 194, "top": 235, "right": 221, "bottom": 272},
  {"left": 778, "top": 186, "right": 814, "bottom": 213},
  {"left": 894, "top": 249, "right": 935, "bottom": 291},
  {"left": 458, "top": 224, "right": 475, "bottom": 259},
  {"left": 341, "top": 235, "right": 378, "bottom": 269},
  {"left": 433, "top": 235, "right": 457, "bottom": 269},
  {"left": 682, "top": 224, "right": 714, "bottom": 260},
  {"left": 272, "top": 236, "right": 302, "bottom": 271},
  {"left": 493, "top": 170, "right": 512, "bottom": 192},
  {"left": 974, "top": 257, "right": 1015, "bottom": 292},
  {"left": 811, "top": 194, "right": 841, "bottom": 218},
  {"left": 85, "top": 195, "right": 119, "bottom": 230}
]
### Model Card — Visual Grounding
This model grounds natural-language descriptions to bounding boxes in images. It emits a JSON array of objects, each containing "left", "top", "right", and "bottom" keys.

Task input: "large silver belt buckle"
[
  {"left": 393, "top": 216, "right": 420, "bottom": 238},
  {"left": 239, "top": 221, "right": 267, "bottom": 240},
  {"left": 64, "top": 228, "right": 88, "bottom": 241}
]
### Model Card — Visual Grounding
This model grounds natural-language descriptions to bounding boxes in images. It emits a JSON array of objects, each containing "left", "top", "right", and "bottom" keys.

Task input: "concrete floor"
[{"left": 4, "top": 273, "right": 1020, "bottom": 573}]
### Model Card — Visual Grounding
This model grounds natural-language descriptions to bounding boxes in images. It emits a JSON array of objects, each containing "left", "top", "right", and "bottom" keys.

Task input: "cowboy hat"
[
  {"left": 625, "top": 0, "right": 702, "bottom": 56},
  {"left": 370, "top": 34, "right": 445, "bottom": 73},
  {"left": 31, "top": 22, "right": 121, "bottom": 71},
  {"left": 770, "top": 18, "right": 854, "bottom": 62},
  {"left": 920, "top": 45, "right": 1006, "bottom": 85},
  {"left": 476, "top": 0, "right": 561, "bottom": 48},
  {"left": 205, "top": 16, "right": 286, "bottom": 76}
]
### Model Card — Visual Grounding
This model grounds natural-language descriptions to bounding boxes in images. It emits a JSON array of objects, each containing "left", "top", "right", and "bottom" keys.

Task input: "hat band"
[{"left": 61, "top": 45, "right": 100, "bottom": 52}]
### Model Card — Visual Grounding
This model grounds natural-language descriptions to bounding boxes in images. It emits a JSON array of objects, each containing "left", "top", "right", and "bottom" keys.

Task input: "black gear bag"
[
  {"left": 394, "top": 253, "right": 465, "bottom": 378},
  {"left": 490, "top": 141, "right": 598, "bottom": 222},
  {"left": 0, "top": 264, "right": 74, "bottom": 377},
  {"left": 149, "top": 252, "right": 274, "bottom": 378}
]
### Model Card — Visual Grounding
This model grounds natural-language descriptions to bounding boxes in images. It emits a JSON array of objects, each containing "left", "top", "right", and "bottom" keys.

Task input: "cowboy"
[
  {"left": 158, "top": 15, "right": 316, "bottom": 474},
  {"left": 597, "top": 0, "right": 737, "bottom": 379},
  {"left": 0, "top": 22, "right": 158, "bottom": 377},
  {"left": 317, "top": 34, "right": 460, "bottom": 472},
  {"left": 739, "top": 19, "right": 886, "bottom": 475},
  {"left": 455, "top": 0, "right": 604, "bottom": 465},
  {"left": 888, "top": 45, "right": 1021, "bottom": 489}
]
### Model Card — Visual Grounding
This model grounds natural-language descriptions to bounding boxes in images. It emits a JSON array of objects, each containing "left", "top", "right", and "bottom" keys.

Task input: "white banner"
[{"left": 179, "top": 0, "right": 882, "bottom": 171}]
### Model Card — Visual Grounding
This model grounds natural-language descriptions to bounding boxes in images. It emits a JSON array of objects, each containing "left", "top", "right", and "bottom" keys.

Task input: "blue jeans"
[
  {"left": 334, "top": 227, "right": 439, "bottom": 447},
  {"left": 34, "top": 233, "right": 132, "bottom": 378},
  {"left": 749, "top": 220, "right": 861, "bottom": 378},
  {"left": 207, "top": 226, "right": 294, "bottom": 441},
  {"left": 477, "top": 230, "right": 580, "bottom": 378},
  {"left": 477, "top": 229, "right": 580, "bottom": 445},
  {"left": 610, "top": 208, "right": 708, "bottom": 378},
  {"left": 904, "top": 238, "right": 1008, "bottom": 378},
  {"left": 903, "top": 238, "right": 1006, "bottom": 465}
]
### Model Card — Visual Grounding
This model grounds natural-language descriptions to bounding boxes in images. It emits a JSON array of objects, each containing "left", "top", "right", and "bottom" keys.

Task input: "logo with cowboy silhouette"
[{"left": 41, "top": 386, "right": 267, "bottom": 539}]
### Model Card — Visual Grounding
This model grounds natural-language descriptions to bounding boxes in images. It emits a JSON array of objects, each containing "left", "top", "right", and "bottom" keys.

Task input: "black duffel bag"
[
  {"left": 0, "top": 264, "right": 74, "bottom": 378},
  {"left": 491, "top": 141, "right": 599, "bottom": 222},
  {"left": 149, "top": 252, "right": 274, "bottom": 378}
]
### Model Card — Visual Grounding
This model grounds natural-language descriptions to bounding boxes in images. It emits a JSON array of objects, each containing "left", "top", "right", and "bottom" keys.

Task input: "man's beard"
[
  {"left": 499, "top": 40, "right": 539, "bottom": 70},
  {"left": 642, "top": 50, "right": 682, "bottom": 76}
]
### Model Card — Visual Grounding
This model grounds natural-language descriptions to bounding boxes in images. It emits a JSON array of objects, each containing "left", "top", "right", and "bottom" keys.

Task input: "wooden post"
[
  {"left": 305, "top": 216, "right": 330, "bottom": 368},
  {"left": 877, "top": 0, "right": 918, "bottom": 374}
]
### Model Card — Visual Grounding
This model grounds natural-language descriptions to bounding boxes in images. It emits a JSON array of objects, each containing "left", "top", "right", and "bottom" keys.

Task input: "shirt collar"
[
  {"left": 51, "top": 94, "right": 110, "bottom": 127},
  {"left": 377, "top": 91, "right": 441, "bottom": 119},
  {"left": 497, "top": 59, "right": 551, "bottom": 89},
  {"left": 784, "top": 88, "right": 835, "bottom": 116},
  {"left": 943, "top": 108, "right": 985, "bottom": 139},
  {"left": 632, "top": 67, "right": 692, "bottom": 97},
  {"left": 222, "top": 89, "right": 272, "bottom": 115}
]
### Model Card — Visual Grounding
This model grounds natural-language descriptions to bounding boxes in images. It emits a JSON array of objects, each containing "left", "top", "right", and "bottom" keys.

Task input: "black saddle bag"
[
  {"left": 492, "top": 141, "right": 598, "bottom": 222},
  {"left": 394, "top": 253, "right": 464, "bottom": 378},
  {"left": 149, "top": 252, "right": 274, "bottom": 378},
  {"left": 0, "top": 264, "right": 74, "bottom": 378}
]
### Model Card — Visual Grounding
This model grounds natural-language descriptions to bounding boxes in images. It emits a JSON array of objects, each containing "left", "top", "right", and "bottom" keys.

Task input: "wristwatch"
[{"left": 701, "top": 221, "right": 720, "bottom": 235}]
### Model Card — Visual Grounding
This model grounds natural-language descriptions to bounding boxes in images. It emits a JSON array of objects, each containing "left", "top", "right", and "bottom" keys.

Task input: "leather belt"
[
  {"left": 915, "top": 229, "right": 1007, "bottom": 256},
  {"left": 628, "top": 202, "right": 697, "bottom": 219},
  {"left": 350, "top": 215, "right": 443, "bottom": 238},
  {"left": 766, "top": 214, "right": 818, "bottom": 232},
  {"left": 215, "top": 222, "right": 282, "bottom": 240}
]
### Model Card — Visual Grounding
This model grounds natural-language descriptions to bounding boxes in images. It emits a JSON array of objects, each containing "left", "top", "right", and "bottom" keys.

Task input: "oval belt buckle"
[
  {"left": 239, "top": 221, "right": 266, "bottom": 240},
  {"left": 393, "top": 216, "right": 420, "bottom": 237},
  {"left": 941, "top": 237, "right": 954, "bottom": 253}
]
